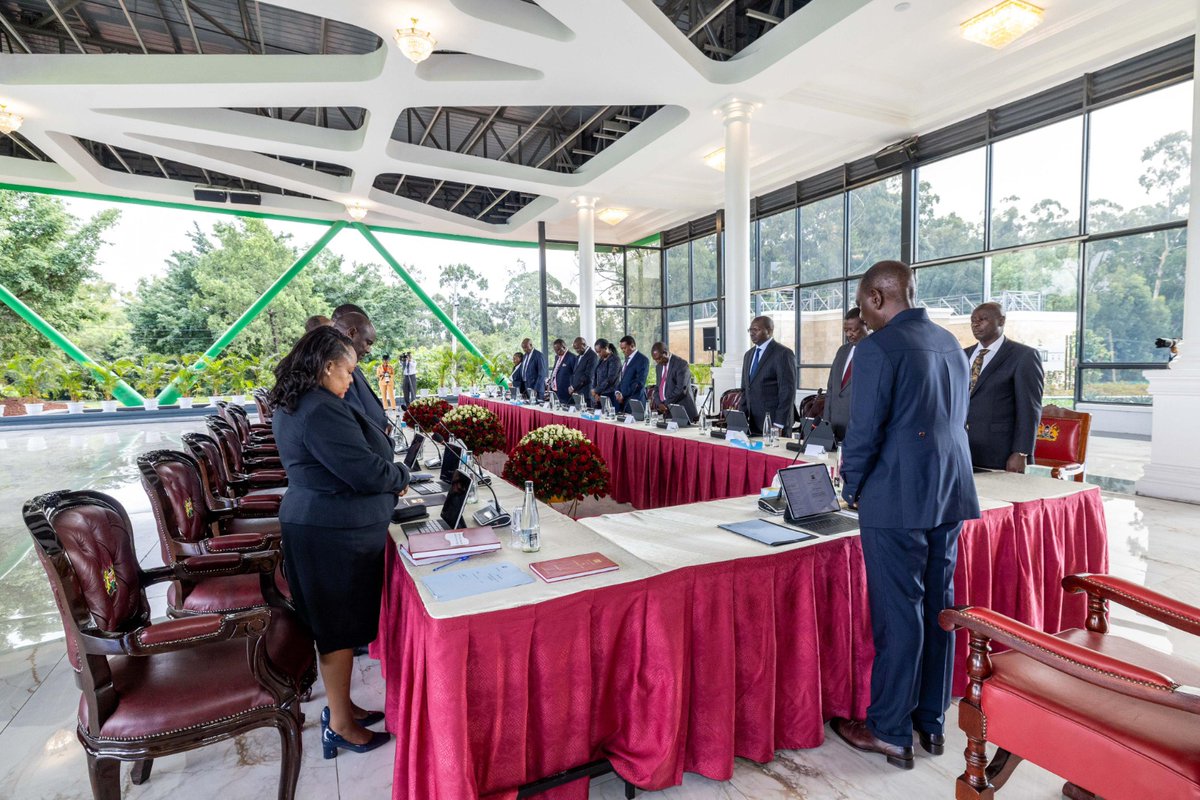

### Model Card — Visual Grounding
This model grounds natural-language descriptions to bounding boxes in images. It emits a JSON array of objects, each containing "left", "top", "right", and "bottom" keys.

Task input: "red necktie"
[
  {"left": 841, "top": 359, "right": 852, "bottom": 389},
  {"left": 659, "top": 362, "right": 667, "bottom": 401}
]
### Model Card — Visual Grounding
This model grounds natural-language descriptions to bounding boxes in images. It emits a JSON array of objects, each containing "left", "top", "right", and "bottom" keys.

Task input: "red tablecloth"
[
  {"left": 380, "top": 486, "right": 1108, "bottom": 799},
  {"left": 460, "top": 397, "right": 796, "bottom": 509}
]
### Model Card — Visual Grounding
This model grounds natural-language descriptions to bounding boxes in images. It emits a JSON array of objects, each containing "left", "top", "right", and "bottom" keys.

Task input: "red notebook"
[
  {"left": 403, "top": 527, "right": 501, "bottom": 562},
  {"left": 529, "top": 552, "right": 619, "bottom": 583}
]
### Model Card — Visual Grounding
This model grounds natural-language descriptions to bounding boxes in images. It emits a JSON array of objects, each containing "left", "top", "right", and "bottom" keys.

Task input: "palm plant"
[
  {"left": 5, "top": 355, "right": 61, "bottom": 400},
  {"left": 59, "top": 361, "right": 95, "bottom": 402}
]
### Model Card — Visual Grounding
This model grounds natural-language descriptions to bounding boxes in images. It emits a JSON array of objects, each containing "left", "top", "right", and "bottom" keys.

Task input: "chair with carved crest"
[
  {"left": 1034, "top": 405, "right": 1092, "bottom": 482},
  {"left": 23, "top": 489, "right": 315, "bottom": 800},
  {"left": 940, "top": 573, "right": 1200, "bottom": 800}
]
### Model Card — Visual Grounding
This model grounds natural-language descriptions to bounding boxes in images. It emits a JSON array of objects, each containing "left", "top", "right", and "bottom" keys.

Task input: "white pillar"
[
  {"left": 721, "top": 99, "right": 754, "bottom": 358},
  {"left": 576, "top": 196, "right": 597, "bottom": 345},
  {"left": 1137, "top": 23, "right": 1200, "bottom": 504}
]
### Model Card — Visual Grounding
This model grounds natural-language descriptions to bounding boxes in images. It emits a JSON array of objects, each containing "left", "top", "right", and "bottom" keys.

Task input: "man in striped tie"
[{"left": 825, "top": 308, "right": 870, "bottom": 441}]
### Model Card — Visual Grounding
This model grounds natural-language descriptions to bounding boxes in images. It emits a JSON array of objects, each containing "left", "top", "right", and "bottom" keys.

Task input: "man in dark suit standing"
[
  {"left": 509, "top": 352, "right": 525, "bottom": 398},
  {"left": 649, "top": 342, "right": 699, "bottom": 421},
  {"left": 591, "top": 339, "right": 619, "bottom": 409},
  {"left": 832, "top": 261, "right": 980, "bottom": 770},
  {"left": 737, "top": 316, "right": 796, "bottom": 436},
  {"left": 964, "top": 302, "right": 1045, "bottom": 472},
  {"left": 519, "top": 337, "right": 547, "bottom": 401},
  {"left": 567, "top": 336, "right": 597, "bottom": 405},
  {"left": 547, "top": 338, "right": 577, "bottom": 405},
  {"left": 825, "top": 307, "right": 869, "bottom": 441},
  {"left": 614, "top": 335, "right": 649, "bottom": 413},
  {"left": 332, "top": 310, "right": 390, "bottom": 434}
]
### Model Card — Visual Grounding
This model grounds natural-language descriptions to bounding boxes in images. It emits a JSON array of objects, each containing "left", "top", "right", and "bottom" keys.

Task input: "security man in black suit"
[
  {"left": 737, "top": 315, "right": 796, "bottom": 436},
  {"left": 567, "top": 336, "right": 597, "bottom": 404},
  {"left": 649, "top": 342, "right": 699, "bottom": 421},
  {"left": 964, "top": 302, "right": 1045, "bottom": 472},
  {"left": 332, "top": 310, "right": 390, "bottom": 435}
]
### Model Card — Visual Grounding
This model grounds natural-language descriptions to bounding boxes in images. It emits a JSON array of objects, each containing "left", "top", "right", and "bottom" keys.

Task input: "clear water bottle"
[
  {"left": 509, "top": 508, "right": 523, "bottom": 549},
  {"left": 763, "top": 412, "right": 774, "bottom": 445},
  {"left": 520, "top": 481, "right": 541, "bottom": 552}
]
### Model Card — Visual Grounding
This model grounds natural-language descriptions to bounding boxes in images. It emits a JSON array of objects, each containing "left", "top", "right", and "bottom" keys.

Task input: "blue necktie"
[{"left": 749, "top": 346, "right": 762, "bottom": 380}]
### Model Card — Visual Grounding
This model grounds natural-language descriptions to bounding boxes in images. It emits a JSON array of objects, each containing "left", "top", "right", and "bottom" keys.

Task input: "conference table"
[{"left": 377, "top": 412, "right": 1108, "bottom": 800}]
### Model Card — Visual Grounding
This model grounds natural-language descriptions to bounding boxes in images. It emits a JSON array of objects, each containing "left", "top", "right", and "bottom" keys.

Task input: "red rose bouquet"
[
  {"left": 502, "top": 424, "right": 610, "bottom": 517},
  {"left": 403, "top": 396, "right": 451, "bottom": 432},
  {"left": 441, "top": 404, "right": 506, "bottom": 455}
]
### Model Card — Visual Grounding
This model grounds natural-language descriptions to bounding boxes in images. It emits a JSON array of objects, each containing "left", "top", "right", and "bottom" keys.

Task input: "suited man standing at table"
[
  {"left": 519, "top": 337, "right": 547, "bottom": 401},
  {"left": 964, "top": 302, "right": 1045, "bottom": 472},
  {"left": 509, "top": 352, "right": 525, "bottom": 398},
  {"left": 832, "top": 260, "right": 979, "bottom": 770},
  {"left": 650, "top": 342, "right": 699, "bottom": 421},
  {"left": 568, "top": 336, "right": 597, "bottom": 405},
  {"left": 591, "top": 339, "right": 619, "bottom": 408},
  {"left": 738, "top": 316, "right": 796, "bottom": 436},
  {"left": 614, "top": 335, "right": 649, "bottom": 413},
  {"left": 332, "top": 310, "right": 390, "bottom": 435},
  {"left": 825, "top": 307, "right": 869, "bottom": 441},
  {"left": 547, "top": 339, "right": 577, "bottom": 404}
]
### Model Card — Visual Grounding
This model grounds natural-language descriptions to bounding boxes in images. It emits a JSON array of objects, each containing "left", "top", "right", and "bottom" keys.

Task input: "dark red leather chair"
[
  {"left": 206, "top": 417, "right": 286, "bottom": 482},
  {"left": 138, "top": 450, "right": 287, "bottom": 617},
  {"left": 253, "top": 388, "right": 275, "bottom": 424},
  {"left": 210, "top": 411, "right": 278, "bottom": 461},
  {"left": 178, "top": 432, "right": 283, "bottom": 513},
  {"left": 940, "top": 573, "right": 1200, "bottom": 800},
  {"left": 707, "top": 388, "right": 744, "bottom": 426},
  {"left": 182, "top": 432, "right": 287, "bottom": 498},
  {"left": 1035, "top": 405, "right": 1092, "bottom": 483},
  {"left": 219, "top": 400, "right": 275, "bottom": 446},
  {"left": 23, "top": 489, "right": 315, "bottom": 800}
]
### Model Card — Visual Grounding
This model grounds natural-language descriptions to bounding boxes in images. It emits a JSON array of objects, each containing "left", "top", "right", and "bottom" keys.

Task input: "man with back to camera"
[
  {"left": 332, "top": 310, "right": 389, "bottom": 434},
  {"left": 737, "top": 316, "right": 796, "bottom": 436},
  {"left": 519, "top": 337, "right": 547, "bottom": 401},
  {"left": 547, "top": 338, "right": 577, "bottom": 405},
  {"left": 964, "top": 301, "right": 1045, "bottom": 472},
  {"left": 650, "top": 342, "right": 699, "bottom": 422},
  {"left": 304, "top": 314, "right": 331, "bottom": 333},
  {"left": 567, "top": 336, "right": 597, "bottom": 406},
  {"left": 613, "top": 335, "right": 649, "bottom": 413},
  {"left": 591, "top": 339, "right": 619, "bottom": 409},
  {"left": 831, "top": 260, "right": 980, "bottom": 770},
  {"left": 825, "top": 307, "right": 870, "bottom": 441}
]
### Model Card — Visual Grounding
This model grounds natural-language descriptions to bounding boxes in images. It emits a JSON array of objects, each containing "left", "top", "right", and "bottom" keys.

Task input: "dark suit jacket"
[
  {"left": 509, "top": 362, "right": 525, "bottom": 396},
  {"left": 738, "top": 339, "right": 796, "bottom": 436},
  {"left": 273, "top": 387, "right": 410, "bottom": 528},
  {"left": 964, "top": 338, "right": 1045, "bottom": 470},
  {"left": 343, "top": 365, "right": 389, "bottom": 433},
  {"left": 615, "top": 350, "right": 649, "bottom": 412},
  {"left": 825, "top": 342, "right": 856, "bottom": 441},
  {"left": 840, "top": 307, "right": 980, "bottom": 530},
  {"left": 654, "top": 354, "right": 699, "bottom": 421},
  {"left": 592, "top": 354, "right": 619, "bottom": 405},
  {"left": 520, "top": 349, "right": 547, "bottom": 400},
  {"left": 569, "top": 348, "right": 598, "bottom": 400},
  {"left": 548, "top": 351, "right": 577, "bottom": 403}
]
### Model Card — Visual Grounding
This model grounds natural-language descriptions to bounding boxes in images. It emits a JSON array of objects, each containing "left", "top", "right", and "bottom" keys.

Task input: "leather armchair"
[
  {"left": 182, "top": 432, "right": 287, "bottom": 498},
  {"left": 22, "top": 489, "right": 315, "bottom": 800},
  {"left": 707, "top": 388, "right": 743, "bottom": 425},
  {"left": 217, "top": 400, "right": 276, "bottom": 448},
  {"left": 1034, "top": 405, "right": 1092, "bottom": 482},
  {"left": 253, "top": 388, "right": 276, "bottom": 424},
  {"left": 205, "top": 418, "right": 288, "bottom": 486},
  {"left": 940, "top": 573, "right": 1200, "bottom": 800}
]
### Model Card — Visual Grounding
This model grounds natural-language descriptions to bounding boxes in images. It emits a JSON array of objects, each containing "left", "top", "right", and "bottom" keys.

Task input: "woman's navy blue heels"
[
  {"left": 320, "top": 705, "right": 385, "bottom": 729},
  {"left": 320, "top": 707, "right": 391, "bottom": 759}
]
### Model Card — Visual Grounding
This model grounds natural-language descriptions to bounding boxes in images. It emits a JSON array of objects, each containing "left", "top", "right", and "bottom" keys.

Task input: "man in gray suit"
[
  {"left": 825, "top": 307, "right": 869, "bottom": 441},
  {"left": 649, "top": 342, "right": 699, "bottom": 421},
  {"left": 567, "top": 336, "right": 598, "bottom": 404},
  {"left": 737, "top": 316, "right": 796, "bottom": 436},
  {"left": 964, "top": 302, "right": 1045, "bottom": 472}
]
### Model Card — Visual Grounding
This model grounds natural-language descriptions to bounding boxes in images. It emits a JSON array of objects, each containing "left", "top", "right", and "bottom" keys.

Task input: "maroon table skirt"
[
  {"left": 459, "top": 397, "right": 796, "bottom": 509},
  {"left": 379, "top": 487, "right": 1108, "bottom": 799}
]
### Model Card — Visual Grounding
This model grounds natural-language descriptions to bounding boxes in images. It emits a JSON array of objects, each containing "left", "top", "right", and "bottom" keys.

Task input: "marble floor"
[{"left": 0, "top": 420, "right": 1197, "bottom": 800}]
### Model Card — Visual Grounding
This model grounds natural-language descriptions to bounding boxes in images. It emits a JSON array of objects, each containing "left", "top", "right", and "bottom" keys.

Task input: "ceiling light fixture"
[
  {"left": 394, "top": 18, "right": 436, "bottom": 64},
  {"left": 345, "top": 202, "right": 368, "bottom": 221},
  {"left": 597, "top": 208, "right": 629, "bottom": 226},
  {"left": 960, "top": 0, "right": 1044, "bottom": 49},
  {"left": 0, "top": 104, "right": 24, "bottom": 135},
  {"left": 703, "top": 147, "right": 726, "bottom": 172}
]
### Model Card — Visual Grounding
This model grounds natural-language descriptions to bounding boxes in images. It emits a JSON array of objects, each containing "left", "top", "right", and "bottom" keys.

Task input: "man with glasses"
[{"left": 737, "top": 316, "right": 796, "bottom": 436}]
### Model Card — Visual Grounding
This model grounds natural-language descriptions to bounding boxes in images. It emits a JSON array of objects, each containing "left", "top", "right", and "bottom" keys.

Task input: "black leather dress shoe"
[
  {"left": 917, "top": 731, "right": 945, "bottom": 755},
  {"left": 831, "top": 718, "right": 914, "bottom": 769}
]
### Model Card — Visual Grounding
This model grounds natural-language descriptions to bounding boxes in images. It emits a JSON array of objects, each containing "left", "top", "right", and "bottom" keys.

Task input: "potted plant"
[
  {"left": 501, "top": 424, "right": 610, "bottom": 518},
  {"left": 172, "top": 363, "right": 199, "bottom": 409},
  {"left": 440, "top": 404, "right": 506, "bottom": 455},
  {"left": 97, "top": 358, "right": 135, "bottom": 412},
  {"left": 403, "top": 396, "right": 452, "bottom": 432},
  {"left": 223, "top": 355, "right": 249, "bottom": 405},
  {"left": 5, "top": 356, "right": 60, "bottom": 415},
  {"left": 135, "top": 356, "right": 171, "bottom": 410},
  {"left": 59, "top": 361, "right": 94, "bottom": 413},
  {"left": 199, "top": 356, "right": 225, "bottom": 405}
]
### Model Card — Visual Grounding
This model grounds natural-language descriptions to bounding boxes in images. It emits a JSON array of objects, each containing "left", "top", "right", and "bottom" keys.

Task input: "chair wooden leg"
[
  {"left": 131, "top": 758, "right": 154, "bottom": 785},
  {"left": 956, "top": 631, "right": 997, "bottom": 800},
  {"left": 985, "top": 749, "right": 1022, "bottom": 790},
  {"left": 1062, "top": 782, "right": 1100, "bottom": 800},
  {"left": 86, "top": 753, "right": 122, "bottom": 800},
  {"left": 276, "top": 711, "right": 303, "bottom": 800}
]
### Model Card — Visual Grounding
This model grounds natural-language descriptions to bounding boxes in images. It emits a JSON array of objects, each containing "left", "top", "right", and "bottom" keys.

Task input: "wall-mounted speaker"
[
  {"left": 702, "top": 326, "right": 718, "bottom": 352},
  {"left": 193, "top": 186, "right": 228, "bottom": 203},
  {"left": 872, "top": 136, "right": 918, "bottom": 170}
]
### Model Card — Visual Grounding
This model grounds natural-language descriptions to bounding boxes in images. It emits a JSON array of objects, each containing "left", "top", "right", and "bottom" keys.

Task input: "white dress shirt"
[
  {"left": 967, "top": 335, "right": 1006, "bottom": 376},
  {"left": 841, "top": 345, "right": 856, "bottom": 380}
]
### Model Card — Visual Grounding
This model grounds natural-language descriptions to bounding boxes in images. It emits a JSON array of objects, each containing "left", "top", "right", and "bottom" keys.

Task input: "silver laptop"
[
  {"left": 403, "top": 469, "right": 473, "bottom": 534},
  {"left": 775, "top": 463, "right": 859, "bottom": 535}
]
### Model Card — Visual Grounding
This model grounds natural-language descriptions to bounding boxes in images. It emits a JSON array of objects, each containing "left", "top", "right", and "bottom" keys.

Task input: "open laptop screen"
[
  {"left": 438, "top": 469, "right": 472, "bottom": 529},
  {"left": 777, "top": 463, "right": 840, "bottom": 518},
  {"left": 403, "top": 432, "right": 426, "bottom": 469},
  {"left": 440, "top": 441, "right": 463, "bottom": 483}
]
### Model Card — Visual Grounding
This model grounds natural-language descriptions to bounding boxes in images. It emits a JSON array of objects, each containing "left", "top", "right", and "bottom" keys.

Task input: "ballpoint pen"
[{"left": 432, "top": 554, "right": 473, "bottom": 571}]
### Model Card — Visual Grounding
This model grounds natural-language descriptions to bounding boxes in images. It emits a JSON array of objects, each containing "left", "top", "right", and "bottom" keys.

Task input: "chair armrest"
[
  {"left": 1064, "top": 574, "right": 1200, "bottom": 636},
  {"left": 245, "top": 469, "right": 287, "bottom": 487},
  {"left": 940, "top": 606, "right": 1200, "bottom": 714},
  {"left": 244, "top": 456, "right": 282, "bottom": 470},
  {"left": 202, "top": 532, "right": 280, "bottom": 554},
  {"left": 1050, "top": 463, "right": 1084, "bottom": 479},
  {"left": 78, "top": 609, "right": 270, "bottom": 657},
  {"left": 231, "top": 494, "right": 282, "bottom": 515},
  {"left": 173, "top": 550, "right": 280, "bottom": 581}
]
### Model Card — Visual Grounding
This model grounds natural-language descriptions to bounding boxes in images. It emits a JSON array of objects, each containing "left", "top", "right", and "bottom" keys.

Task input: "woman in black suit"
[{"left": 268, "top": 326, "right": 410, "bottom": 758}]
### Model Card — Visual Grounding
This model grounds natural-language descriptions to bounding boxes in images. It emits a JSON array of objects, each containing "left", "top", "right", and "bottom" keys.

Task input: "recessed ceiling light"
[
  {"left": 345, "top": 202, "right": 368, "bottom": 221},
  {"left": 960, "top": 0, "right": 1044, "bottom": 49},
  {"left": 703, "top": 148, "right": 726, "bottom": 172},
  {"left": 0, "top": 103, "right": 24, "bottom": 134},
  {"left": 393, "top": 18, "right": 436, "bottom": 64},
  {"left": 597, "top": 208, "right": 629, "bottom": 225}
]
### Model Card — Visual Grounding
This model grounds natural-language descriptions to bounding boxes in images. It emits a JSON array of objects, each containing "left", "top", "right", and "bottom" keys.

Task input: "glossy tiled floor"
[{"left": 0, "top": 420, "right": 1195, "bottom": 799}]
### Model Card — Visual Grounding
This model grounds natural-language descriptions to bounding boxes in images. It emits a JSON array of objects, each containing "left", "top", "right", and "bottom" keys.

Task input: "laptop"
[
  {"left": 656, "top": 403, "right": 692, "bottom": 429},
  {"left": 710, "top": 409, "right": 750, "bottom": 439},
  {"left": 627, "top": 398, "right": 647, "bottom": 421},
  {"left": 402, "top": 432, "right": 427, "bottom": 471},
  {"left": 402, "top": 469, "right": 473, "bottom": 534},
  {"left": 775, "top": 463, "right": 859, "bottom": 535},
  {"left": 409, "top": 440, "right": 462, "bottom": 495}
]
